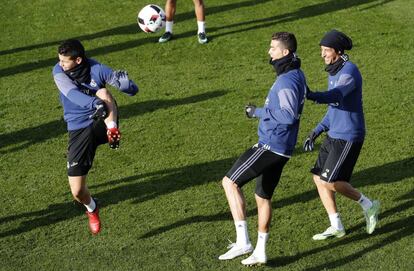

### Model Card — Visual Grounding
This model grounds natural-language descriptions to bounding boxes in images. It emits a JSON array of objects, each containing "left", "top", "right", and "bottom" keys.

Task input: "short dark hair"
[
  {"left": 58, "top": 39, "right": 86, "bottom": 59},
  {"left": 271, "top": 32, "right": 297, "bottom": 53}
]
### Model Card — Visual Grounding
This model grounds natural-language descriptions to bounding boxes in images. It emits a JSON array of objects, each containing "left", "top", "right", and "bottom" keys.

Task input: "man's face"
[
  {"left": 320, "top": 46, "right": 340, "bottom": 65},
  {"left": 268, "top": 40, "right": 289, "bottom": 61},
  {"left": 58, "top": 54, "right": 82, "bottom": 71}
]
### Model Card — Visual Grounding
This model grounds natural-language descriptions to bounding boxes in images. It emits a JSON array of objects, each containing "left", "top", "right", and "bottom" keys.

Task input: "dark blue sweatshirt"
[
  {"left": 53, "top": 59, "right": 138, "bottom": 131},
  {"left": 254, "top": 69, "right": 307, "bottom": 157},
  {"left": 309, "top": 61, "right": 365, "bottom": 142}
]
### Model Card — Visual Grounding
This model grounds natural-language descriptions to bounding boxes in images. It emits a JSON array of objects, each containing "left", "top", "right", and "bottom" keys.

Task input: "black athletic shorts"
[
  {"left": 67, "top": 119, "right": 108, "bottom": 176},
  {"left": 226, "top": 145, "right": 289, "bottom": 199},
  {"left": 310, "top": 135, "right": 363, "bottom": 183}
]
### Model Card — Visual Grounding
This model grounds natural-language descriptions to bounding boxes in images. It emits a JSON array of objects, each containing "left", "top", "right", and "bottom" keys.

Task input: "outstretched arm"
[
  {"left": 307, "top": 74, "right": 355, "bottom": 104},
  {"left": 107, "top": 70, "right": 138, "bottom": 96}
]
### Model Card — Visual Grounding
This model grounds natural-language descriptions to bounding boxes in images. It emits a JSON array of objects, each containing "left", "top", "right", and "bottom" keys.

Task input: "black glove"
[
  {"left": 245, "top": 104, "right": 256, "bottom": 118},
  {"left": 306, "top": 86, "right": 316, "bottom": 101},
  {"left": 89, "top": 99, "right": 108, "bottom": 120},
  {"left": 303, "top": 130, "right": 319, "bottom": 152}
]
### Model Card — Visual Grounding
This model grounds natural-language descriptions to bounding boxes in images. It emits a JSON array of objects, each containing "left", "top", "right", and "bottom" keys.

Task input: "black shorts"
[
  {"left": 226, "top": 145, "right": 289, "bottom": 199},
  {"left": 67, "top": 119, "right": 108, "bottom": 176},
  {"left": 310, "top": 135, "right": 363, "bottom": 182}
]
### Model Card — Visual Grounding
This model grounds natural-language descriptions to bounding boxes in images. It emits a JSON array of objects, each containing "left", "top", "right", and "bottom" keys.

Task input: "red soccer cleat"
[{"left": 86, "top": 206, "right": 101, "bottom": 235}]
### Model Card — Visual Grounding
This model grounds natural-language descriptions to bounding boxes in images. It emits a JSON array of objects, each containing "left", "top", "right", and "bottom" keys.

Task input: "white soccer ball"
[{"left": 137, "top": 4, "right": 166, "bottom": 33}]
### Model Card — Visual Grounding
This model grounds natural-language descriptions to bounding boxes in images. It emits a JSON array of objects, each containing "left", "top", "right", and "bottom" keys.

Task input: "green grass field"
[{"left": 1, "top": 0, "right": 413, "bottom": 270}]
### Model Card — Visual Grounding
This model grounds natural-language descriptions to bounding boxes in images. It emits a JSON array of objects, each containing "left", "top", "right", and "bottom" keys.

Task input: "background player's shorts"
[
  {"left": 310, "top": 135, "right": 363, "bottom": 182},
  {"left": 226, "top": 145, "right": 289, "bottom": 199},
  {"left": 67, "top": 119, "right": 108, "bottom": 176}
]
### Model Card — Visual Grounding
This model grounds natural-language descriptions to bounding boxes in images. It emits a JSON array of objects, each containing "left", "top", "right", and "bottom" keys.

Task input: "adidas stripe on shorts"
[
  {"left": 310, "top": 135, "right": 363, "bottom": 182},
  {"left": 226, "top": 144, "right": 289, "bottom": 199}
]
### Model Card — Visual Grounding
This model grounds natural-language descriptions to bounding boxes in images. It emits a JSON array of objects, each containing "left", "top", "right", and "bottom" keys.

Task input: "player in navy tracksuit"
[
  {"left": 219, "top": 32, "right": 307, "bottom": 266},
  {"left": 304, "top": 30, "right": 380, "bottom": 240},
  {"left": 53, "top": 39, "right": 138, "bottom": 234}
]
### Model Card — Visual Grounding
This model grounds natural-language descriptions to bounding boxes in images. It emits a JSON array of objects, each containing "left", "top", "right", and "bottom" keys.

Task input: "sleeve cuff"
[{"left": 254, "top": 107, "right": 264, "bottom": 118}]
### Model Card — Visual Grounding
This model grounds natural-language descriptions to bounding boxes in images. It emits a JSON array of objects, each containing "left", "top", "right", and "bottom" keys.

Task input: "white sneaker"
[
  {"left": 218, "top": 242, "right": 253, "bottom": 260},
  {"left": 312, "top": 226, "right": 346, "bottom": 240},
  {"left": 364, "top": 200, "right": 380, "bottom": 234},
  {"left": 241, "top": 253, "right": 267, "bottom": 266}
]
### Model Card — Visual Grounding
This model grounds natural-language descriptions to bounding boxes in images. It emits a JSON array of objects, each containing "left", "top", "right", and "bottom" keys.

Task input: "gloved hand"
[
  {"left": 116, "top": 70, "right": 138, "bottom": 95},
  {"left": 245, "top": 104, "right": 256, "bottom": 118},
  {"left": 306, "top": 86, "right": 316, "bottom": 101},
  {"left": 107, "top": 127, "right": 121, "bottom": 149},
  {"left": 116, "top": 70, "right": 129, "bottom": 88},
  {"left": 89, "top": 99, "right": 107, "bottom": 119},
  {"left": 303, "top": 130, "right": 319, "bottom": 152}
]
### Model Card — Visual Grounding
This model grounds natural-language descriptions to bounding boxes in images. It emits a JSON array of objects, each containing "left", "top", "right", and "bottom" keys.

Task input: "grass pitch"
[{"left": 0, "top": 0, "right": 413, "bottom": 270}]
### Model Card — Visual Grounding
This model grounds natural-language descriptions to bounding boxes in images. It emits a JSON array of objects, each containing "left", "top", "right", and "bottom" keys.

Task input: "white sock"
[
  {"left": 358, "top": 194, "right": 373, "bottom": 211},
  {"left": 165, "top": 21, "right": 173, "bottom": 33},
  {"left": 197, "top": 21, "right": 205, "bottom": 34},
  {"left": 328, "top": 213, "right": 344, "bottom": 231},
  {"left": 254, "top": 231, "right": 269, "bottom": 256},
  {"left": 235, "top": 220, "right": 250, "bottom": 246},
  {"left": 84, "top": 198, "right": 96, "bottom": 212}
]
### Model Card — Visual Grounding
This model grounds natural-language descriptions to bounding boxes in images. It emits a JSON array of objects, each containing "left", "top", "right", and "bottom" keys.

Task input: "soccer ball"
[{"left": 137, "top": 4, "right": 166, "bottom": 33}]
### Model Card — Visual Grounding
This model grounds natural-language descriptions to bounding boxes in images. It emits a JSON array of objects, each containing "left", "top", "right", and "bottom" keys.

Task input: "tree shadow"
[
  {"left": 0, "top": 0, "right": 394, "bottom": 78},
  {"left": 208, "top": 0, "right": 395, "bottom": 40},
  {"left": 0, "top": 90, "right": 226, "bottom": 154},
  {"left": 0, "top": 157, "right": 234, "bottom": 238},
  {"left": 138, "top": 157, "right": 413, "bottom": 238},
  {"left": 0, "top": 0, "right": 273, "bottom": 57},
  {"left": 268, "top": 197, "right": 414, "bottom": 268}
]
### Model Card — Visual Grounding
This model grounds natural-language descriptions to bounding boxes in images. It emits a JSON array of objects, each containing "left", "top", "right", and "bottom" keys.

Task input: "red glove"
[{"left": 107, "top": 127, "right": 121, "bottom": 149}]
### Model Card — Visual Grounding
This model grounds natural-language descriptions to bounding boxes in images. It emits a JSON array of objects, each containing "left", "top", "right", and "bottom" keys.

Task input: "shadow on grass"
[
  {"left": 0, "top": 0, "right": 394, "bottom": 78},
  {"left": 0, "top": 90, "right": 226, "bottom": 154},
  {"left": 0, "top": 157, "right": 234, "bottom": 238},
  {"left": 208, "top": 0, "right": 395, "bottom": 41},
  {"left": 268, "top": 197, "right": 414, "bottom": 269},
  {"left": 0, "top": 156, "right": 411, "bottom": 242},
  {"left": 138, "top": 157, "right": 413, "bottom": 239},
  {"left": 0, "top": 0, "right": 273, "bottom": 56}
]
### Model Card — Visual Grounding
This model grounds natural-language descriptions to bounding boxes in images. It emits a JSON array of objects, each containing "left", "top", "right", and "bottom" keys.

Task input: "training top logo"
[{"left": 90, "top": 79, "right": 97, "bottom": 88}]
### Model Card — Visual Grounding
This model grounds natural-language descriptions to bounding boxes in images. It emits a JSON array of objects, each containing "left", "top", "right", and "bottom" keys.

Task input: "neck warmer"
[
  {"left": 269, "top": 53, "right": 301, "bottom": 76},
  {"left": 64, "top": 58, "right": 91, "bottom": 85},
  {"left": 325, "top": 54, "right": 349, "bottom": 76}
]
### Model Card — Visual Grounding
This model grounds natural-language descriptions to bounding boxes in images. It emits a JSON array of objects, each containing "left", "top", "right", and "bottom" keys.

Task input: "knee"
[
  {"left": 255, "top": 194, "right": 271, "bottom": 206},
  {"left": 222, "top": 176, "right": 237, "bottom": 190},
  {"left": 222, "top": 176, "right": 230, "bottom": 189}
]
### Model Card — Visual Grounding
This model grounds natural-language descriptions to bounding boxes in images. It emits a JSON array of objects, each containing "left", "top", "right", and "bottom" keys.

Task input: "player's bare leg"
[
  {"left": 222, "top": 177, "right": 246, "bottom": 221},
  {"left": 69, "top": 176, "right": 101, "bottom": 234},
  {"left": 312, "top": 175, "right": 345, "bottom": 240},
  {"left": 193, "top": 0, "right": 205, "bottom": 21},
  {"left": 159, "top": 0, "right": 176, "bottom": 43},
  {"left": 334, "top": 181, "right": 380, "bottom": 234},
  {"left": 193, "top": 0, "right": 208, "bottom": 43},
  {"left": 241, "top": 194, "right": 269, "bottom": 266},
  {"left": 333, "top": 181, "right": 361, "bottom": 201},
  {"left": 313, "top": 175, "right": 338, "bottom": 215},
  {"left": 219, "top": 177, "right": 253, "bottom": 260}
]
